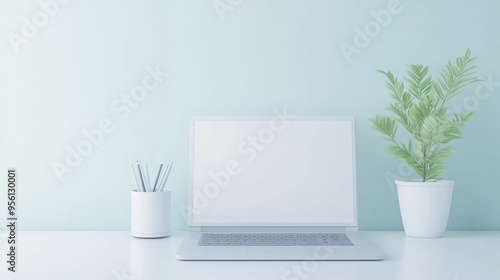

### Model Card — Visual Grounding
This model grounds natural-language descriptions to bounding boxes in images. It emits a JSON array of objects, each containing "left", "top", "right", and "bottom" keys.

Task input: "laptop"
[{"left": 176, "top": 115, "right": 383, "bottom": 260}]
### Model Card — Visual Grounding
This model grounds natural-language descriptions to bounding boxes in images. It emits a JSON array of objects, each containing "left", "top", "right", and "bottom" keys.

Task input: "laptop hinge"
[
  {"left": 188, "top": 226, "right": 202, "bottom": 232},
  {"left": 193, "top": 226, "right": 357, "bottom": 232}
]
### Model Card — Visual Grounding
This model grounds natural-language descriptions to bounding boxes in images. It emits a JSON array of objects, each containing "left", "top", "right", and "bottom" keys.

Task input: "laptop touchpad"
[{"left": 247, "top": 246, "right": 313, "bottom": 255}]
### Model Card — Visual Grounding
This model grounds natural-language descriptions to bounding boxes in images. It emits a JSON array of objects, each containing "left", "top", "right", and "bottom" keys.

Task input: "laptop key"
[{"left": 280, "top": 242, "right": 297, "bottom": 246}]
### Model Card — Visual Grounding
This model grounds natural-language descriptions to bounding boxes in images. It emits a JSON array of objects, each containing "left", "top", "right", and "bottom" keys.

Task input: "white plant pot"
[{"left": 396, "top": 179, "right": 454, "bottom": 238}]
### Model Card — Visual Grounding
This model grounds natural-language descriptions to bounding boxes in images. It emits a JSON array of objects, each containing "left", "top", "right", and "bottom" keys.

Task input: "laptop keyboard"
[{"left": 198, "top": 233, "right": 354, "bottom": 246}]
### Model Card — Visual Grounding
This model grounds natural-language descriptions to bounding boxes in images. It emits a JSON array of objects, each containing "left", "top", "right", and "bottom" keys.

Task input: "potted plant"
[{"left": 371, "top": 49, "right": 482, "bottom": 238}]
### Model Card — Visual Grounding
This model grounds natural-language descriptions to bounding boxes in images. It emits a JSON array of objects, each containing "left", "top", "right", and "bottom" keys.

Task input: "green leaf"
[
  {"left": 372, "top": 49, "right": 481, "bottom": 181},
  {"left": 371, "top": 115, "right": 398, "bottom": 141}
]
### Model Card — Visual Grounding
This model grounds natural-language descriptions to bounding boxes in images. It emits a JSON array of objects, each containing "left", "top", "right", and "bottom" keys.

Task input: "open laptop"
[{"left": 176, "top": 115, "right": 383, "bottom": 260}]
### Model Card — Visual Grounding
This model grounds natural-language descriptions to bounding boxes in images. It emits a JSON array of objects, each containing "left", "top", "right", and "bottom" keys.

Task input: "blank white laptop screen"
[{"left": 190, "top": 117, "right": 356, "bottom": 226}]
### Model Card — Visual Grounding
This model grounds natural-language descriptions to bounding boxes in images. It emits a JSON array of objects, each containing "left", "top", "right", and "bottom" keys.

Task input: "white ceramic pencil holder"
[{"left": 131, "top": 190, "right": 171, "bottom": 238}]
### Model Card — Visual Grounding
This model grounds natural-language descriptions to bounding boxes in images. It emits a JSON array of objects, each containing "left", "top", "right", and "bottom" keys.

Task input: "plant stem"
[
  {"left": 438, "top": 98, "right": 447, "bottom": 111},
  {"left": 422, "top": 147, "right": 427, "bottom": 182}
]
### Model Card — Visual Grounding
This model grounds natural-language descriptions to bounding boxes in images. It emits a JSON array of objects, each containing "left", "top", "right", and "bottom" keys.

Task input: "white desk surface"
[{"left": 0, "top": 231, "right": 498, "bottom": 280}]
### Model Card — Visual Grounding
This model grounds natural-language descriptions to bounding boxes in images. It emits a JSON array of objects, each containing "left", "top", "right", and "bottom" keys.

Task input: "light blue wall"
[{"left": 1, "top": 0, "right": 499, "bottom": 231}]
